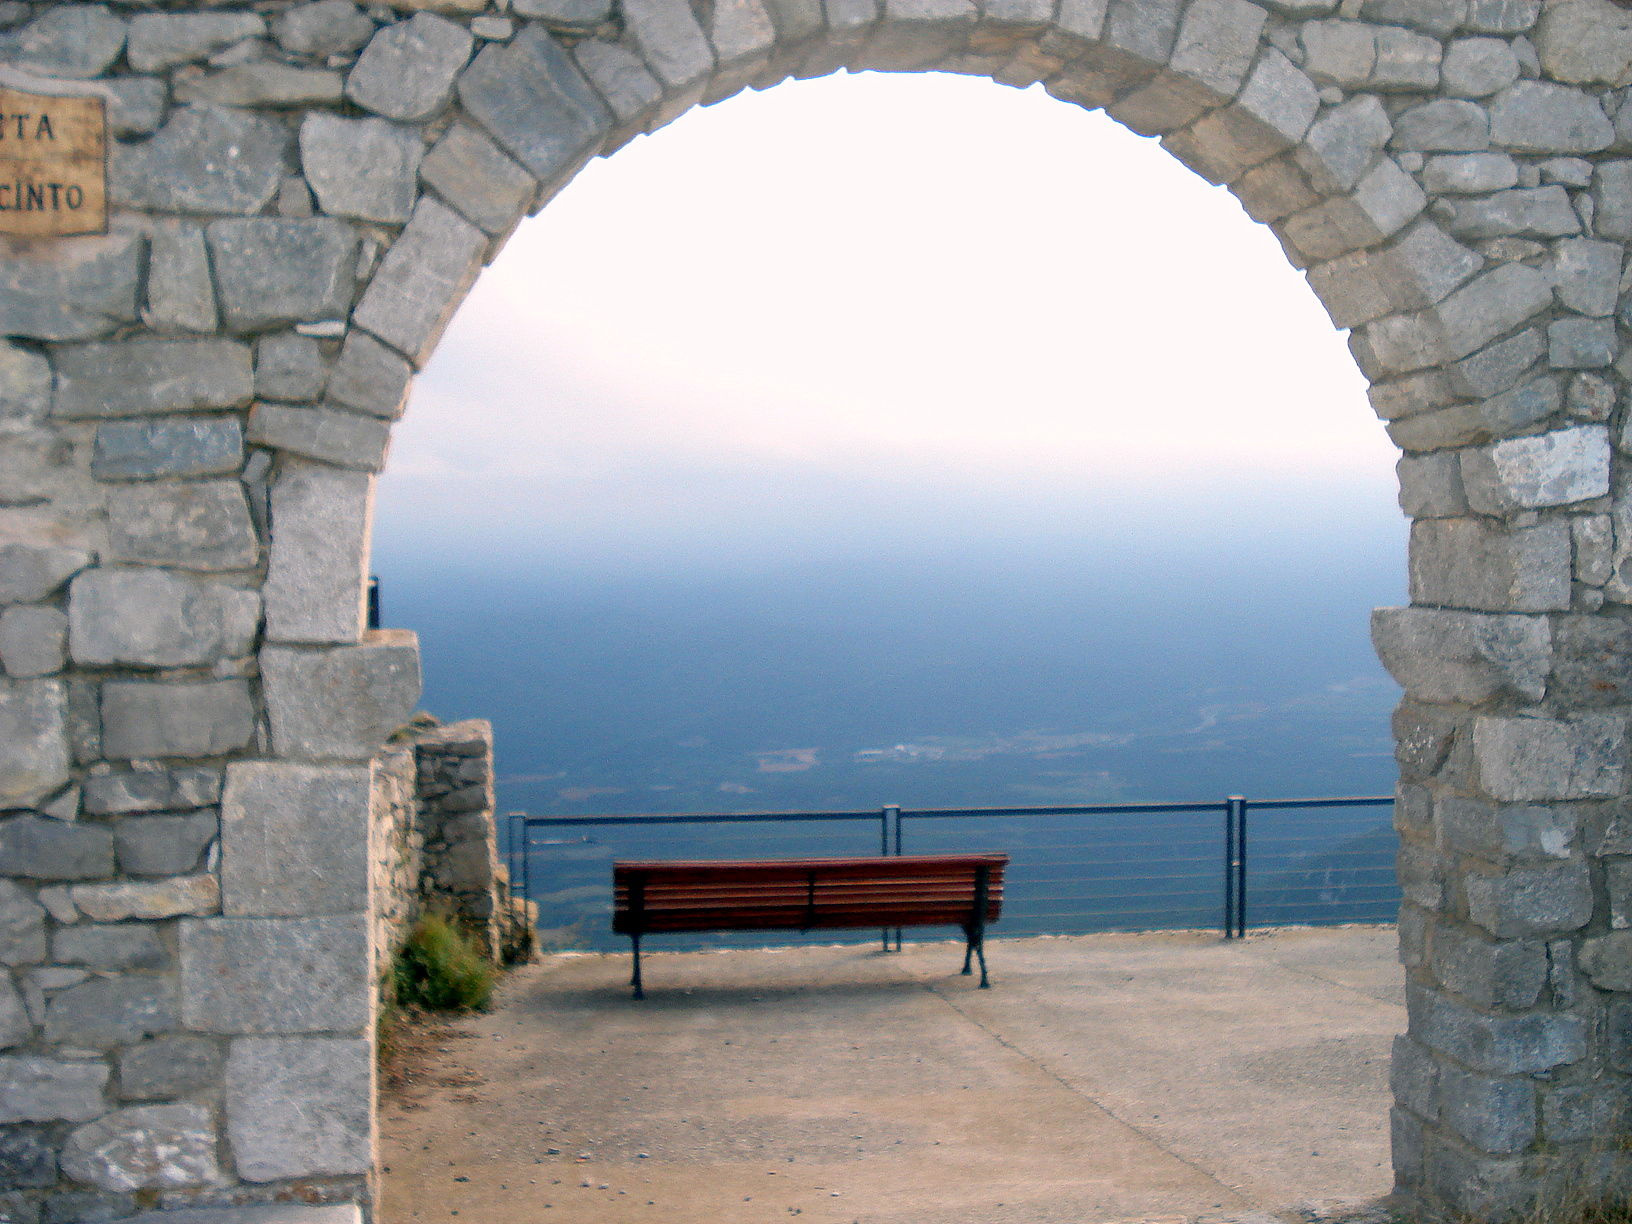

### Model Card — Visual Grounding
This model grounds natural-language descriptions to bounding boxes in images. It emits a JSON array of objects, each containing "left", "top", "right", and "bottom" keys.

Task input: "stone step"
[{"left": 113, "top": 1206, "right": 361, "bottom": 1224}]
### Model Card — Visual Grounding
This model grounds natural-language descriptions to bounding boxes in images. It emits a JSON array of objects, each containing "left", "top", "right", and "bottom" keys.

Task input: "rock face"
[{"left": 9, "top": 0, "right": 1632, "bottom": 1219}]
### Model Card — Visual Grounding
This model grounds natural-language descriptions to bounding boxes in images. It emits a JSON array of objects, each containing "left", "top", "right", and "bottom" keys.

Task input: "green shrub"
[{"left": 392, "top": 913, "right": 495, "bottom": 1012}]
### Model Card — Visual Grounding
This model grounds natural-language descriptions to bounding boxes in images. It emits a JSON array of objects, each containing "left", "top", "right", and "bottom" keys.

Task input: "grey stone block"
[
  {"left": 1283, "top": 158, "right": 1425, "bottom": 264},
  {"left": 1436, "top": 262, "right": 1553, "bottom": 362},
  {"left": 52, "top": 339, "right": 254, "bottom": 419},
  {"left": 0, "top": 881, "right": 46, "bottom": 967},
  {"left": 256, "top": 333, "right": 329, "bottom": 403},
  {"left": 1465, "top": 0, "right": 1538, "bottom": 33},
  {"left": 0, "top": 5, "right": 126, "bottom": 78},
  {"left": 0, "top": 816, "right": 112, "bottom": 881},
  {"left": 1423, "top": 152, "right": 1518, "bottom": 194},
  {"left": 1489, "top": 81, "right": 1613, "bottom": 154},
  {"left": 1370, "top": 607, "right": 1549, "bottom": 704},
  {"left": 1474, "top": 714, "right": 1626, "bottom": 801},
  {"left": 1409, "top": 982, "right": 1586, "bottom": 1074},
  {"left": 1371, "top": 26, "right": 1442, "bottom": 91},
  {"left": 1389, "top": 374, "right": 1558, "bottom": 452},
  {"left": 173, "top": 64, "right": 344, "bottom": 109},
  {"left": 101, "top": 680, "right": 256, "bottom": 760},
  {"left": 105, "top": 78, "right": 168, "bottom": 139},
  {"left": 126, "top": 12, "right": 266, "bottom": 72},
  {"left": 71, "top": 876, "right": 219, "bottom": 923},
  {"left": 45, "top": 975, "right": 176, "bottom": 1049},
  {"left": 246, "top": 404, "right": 389, "bottom": 471},
  {"left": 0, "top": 342, "right": 51, "bottom": 431},
  {"left": 179, "top": 915, "right": 369, "bottom": 1034},
  {"left": 0, "top": 1056, "right": 109, "bottom": 1123},
  {"left": 106, "top": 482, "right": 259, "bottom": 572},
  {"left": 1466, "top": 859, "right": 1593, "bottom": 938},
  {"left": 92, "top": 418, "right": 244, "bottom": 482},
  {"left": 1453, "top": 325, "right": 1546, "bottom": 399},
  {"left": 115, "top": 812, "right": 218, "bottom": 878},
  {"left": 352, "top": 197, "right": 487, "bottom": 367},
  {"left": 623, "top": 0, "right": 716, "bottom": 86},
  {"left": 300, "top": 114, "right": 422, "bottom": 225},
  {"left": 1438, "top": 1065, "right": 1536, "bottom": 1155},
  {"left": 0, "top": 605, "right": 66, "bottom": 678},
  {"left": 263, "top": 458, "right": 373, "bottom": 644},
  {"left": 0, "top": 972, "right": 30, "bottom": 1048},
  {"left": 111, "top": 105, "right": 291, "bottom": 217},
  {"left": 1553, "top": 238, "right": 1622, "bottom": 317},
  {"left": 1436, "top": 795, "right": 1576, "bottom": 863},
  {"left": 206, "top": 219, "right": 360, "bottom": 333},
  {"left": 1542, "top": 1082, "right": 1632, "bottom": 1144},
  {"left": 457, "top": 28, "right": 610, "bottom": 187},
  {"left": 0, "top": 679, "right": 70, "bottom": 809},
  {"left": 325, "top": 331, "right": 412, "bottom": 419},
  {"left": 1572, "top": 514, "right": 1612, "bottom": 586},
  {"left": 52, "top": 924, "right": 167, "bottom": 971},
  {"left": 1408, "top": 517, "right": 1571, "bottom": 613},
  {"left": 221, "top": 762, "right": 371, "bottom": 917},
  {"left": 0, "top": 232, "right": 144, "bottom": 343},
  {"left": 60, "top": 1103, "right": 219, "bottom": 1191},
  {"left": 116, "top": 1037, "right": 221, "bottom": 1101},
  {"left": 1549, "top": 317, "right": 1617, "bottom": 369},
  {"left": 0, "top": 1126, "right": 57, "bottom": 1187},
  {"left": 275, "top": 0, "right": 376, "bottom": 56},
  {"left": 419, "top": 123, "right": 538, "bottom": 236},
  {"left": 1296, "top": 96, "right": 1391, "bottom": 196},
  {"left": 71, "top": 568, "right": 261, "bottom": 668},
  {"left": 1442, "top": 36, "right": 1520, "bottom": 97},
  {"left": 262, "top": 632, "right": 422, "bottom": 760},
  {"left": 1461, "top": 425, "right": 1610, "bottom": 512},
  {"left": 1580, "top": 930, "right": 1632, "bottom": 991},
  {"left": 82, "top": 767, "right": 221, "bottom": 816},
  {"left": 144, "top": 221, "right": 219, "bottom": 335},
  {"left": 0, "top": 545, "right": 89, "bottom": 604},
  {"left": 1440, "top": 185, "right": 1582, "bottom": 241},
  {"left": 1592, "top": 160, "right": 1632, "bottom": 240},
  {"left": 346, "top": 12, "right": 472, "bottom": 120},
  {"left": 1552, "top": 616, "right": 1632, "bottom": 706},
  {"left": 1434, "top": 924, "right": 1547, "bottom": 1010},
  {"left": 1300, "top": 20, "right": 1375, "bottom": 88},
  {"left": 1394, "top": 100, "right": 1490, "bottom": 153},
  {"left": 226, "top": 1037, "right": 372, "bottom": 1181},
  {"left": 573, "top": 42, "right": 663, "bottom": 130},
  {"left": 1534, "top": 0, "right": 1632, "bottom": 86}
]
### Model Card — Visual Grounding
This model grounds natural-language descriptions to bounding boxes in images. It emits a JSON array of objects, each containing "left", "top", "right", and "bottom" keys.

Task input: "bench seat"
[{"left": 612, "top": 853, "right": 1007, "bottom": 997}]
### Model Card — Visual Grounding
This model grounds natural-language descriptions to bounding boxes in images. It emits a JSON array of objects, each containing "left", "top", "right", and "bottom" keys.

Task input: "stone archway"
[{"left": 3, "top": 0, "right": 1631, "bottom": 1219}]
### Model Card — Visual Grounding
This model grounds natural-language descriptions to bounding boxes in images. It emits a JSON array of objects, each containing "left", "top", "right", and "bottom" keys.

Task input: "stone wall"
[
  {"left": 8, "top": 0, "right": 1632, "bottom": 1220},
  {"left": 370, "top": 717, "right": 530, "bottom": 969}
]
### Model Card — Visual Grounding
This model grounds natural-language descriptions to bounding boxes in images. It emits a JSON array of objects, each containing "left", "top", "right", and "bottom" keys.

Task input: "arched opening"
[{"left": 371, "top": 67, "right": 1408, "bottom": 1223}]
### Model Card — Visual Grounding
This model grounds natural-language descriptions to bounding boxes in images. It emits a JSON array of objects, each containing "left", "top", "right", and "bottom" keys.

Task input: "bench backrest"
[{"left": 612, "top": 854, "right": 1007, "bottom": 935}]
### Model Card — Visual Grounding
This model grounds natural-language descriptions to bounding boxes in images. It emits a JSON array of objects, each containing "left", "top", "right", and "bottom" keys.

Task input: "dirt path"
[{"left": 379, "top": 929, "right": 1400, "bottom": 1224}]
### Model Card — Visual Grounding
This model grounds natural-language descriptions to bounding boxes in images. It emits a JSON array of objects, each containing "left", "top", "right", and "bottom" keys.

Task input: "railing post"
[
  {"left": 1222, "top": 799, "right": 1236, "bottom": 939},
  {"left": 521, "top": 817, "right": 533, "bottom": 914},
  {"left": 1235, "top": 796, "right": 1248, "bottom": 937},
  {"left": 881, "top": 806, "right": 900, "bottom": 950}
]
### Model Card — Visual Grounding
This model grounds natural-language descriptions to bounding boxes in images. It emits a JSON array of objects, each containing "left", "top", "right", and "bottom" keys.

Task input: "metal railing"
[{"left": 505, "top": 793, "right": 1396, "bottom": 951}]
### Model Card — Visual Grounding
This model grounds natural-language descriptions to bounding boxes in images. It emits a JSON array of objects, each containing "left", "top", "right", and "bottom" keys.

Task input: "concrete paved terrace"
[{"left": 380, "top": 925, "right": 1402, "bottom": 1224}]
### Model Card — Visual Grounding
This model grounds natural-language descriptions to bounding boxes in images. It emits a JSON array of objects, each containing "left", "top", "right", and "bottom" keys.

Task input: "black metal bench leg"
[
  {"left": 974, "top": 937, "right": 989, "bottom": 988},
  {"left": 961, "top": 925, "right": 974, "bottom": 975},
  {"left": 630, "top": 933, "right": 644, "bottom": 1000}
]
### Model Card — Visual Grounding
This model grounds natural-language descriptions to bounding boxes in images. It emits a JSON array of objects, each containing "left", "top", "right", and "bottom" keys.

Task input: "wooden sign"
[{"left": 0, "top": 88, "right": 106, "bottom": 237}]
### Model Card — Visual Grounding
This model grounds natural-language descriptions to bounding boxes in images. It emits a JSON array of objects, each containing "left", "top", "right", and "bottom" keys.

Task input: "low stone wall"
[{"left": 369, "top": 718, "right": 533, "bottom": 972}]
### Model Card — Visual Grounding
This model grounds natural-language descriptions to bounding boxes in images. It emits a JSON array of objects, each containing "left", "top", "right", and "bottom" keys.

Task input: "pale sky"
[{"left": 374, "top": 70, "right": 1400, "bottom": 570}]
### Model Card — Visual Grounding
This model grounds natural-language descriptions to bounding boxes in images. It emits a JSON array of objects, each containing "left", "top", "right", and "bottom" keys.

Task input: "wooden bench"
[{"left": 612, "top": 853, "right": 1008, "bottom": 998}]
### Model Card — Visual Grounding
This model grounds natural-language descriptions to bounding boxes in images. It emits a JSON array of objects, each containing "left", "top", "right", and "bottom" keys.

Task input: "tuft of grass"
[{"left": 392, "top": 912, "right": 495, "bottom": 1012}]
